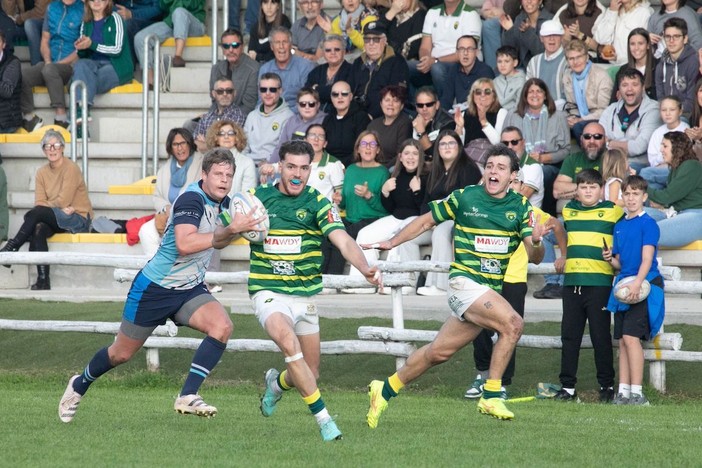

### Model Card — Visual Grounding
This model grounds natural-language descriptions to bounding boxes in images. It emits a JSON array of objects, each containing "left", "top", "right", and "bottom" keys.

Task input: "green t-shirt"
[
  {"left": 430, "top": 185, "right": 534, "bottom": 292},
  {"left": 248, "top": 184, "right": 345, "bottom": 296},
  {"left": 559, "top": 151, "right": 601, "bottom": 180},
  {"left": 340, "top": 164, "right": 389, "bottom": 223}
]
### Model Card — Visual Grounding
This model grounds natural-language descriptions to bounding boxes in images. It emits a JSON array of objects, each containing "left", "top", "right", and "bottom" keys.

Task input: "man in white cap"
[{"left": 525, "top": 19, "right": 567, "bottom": 108}]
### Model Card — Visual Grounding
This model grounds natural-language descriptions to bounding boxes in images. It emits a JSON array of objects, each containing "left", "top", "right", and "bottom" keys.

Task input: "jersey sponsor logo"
[
  {"left": 464, "top": 206, "right": 488, "bottom": 218},
  {"left": 480, "top": 257, "right": 502, "bottom": 274},
  {"left": 475, "top": 236, "right": 510, "bottom": 253},
  {"left": 327, "top": 206, "right": 342, "bottom": 223},
  {"left": 271, "top": 260, "right": 296, "bottom": 275},
  {"left": 448, "top": 293, "right": 465, "bottom": 316},
  {"left": 506, "top": 211, "right": 517, "bottom": 222},
  {"left": 263, "top": 236, "right": 302, "bottom": 253},
  {"left": 173, "top": 209, "right": 200, "bottom": 219},
  {"left": 306, "top": 303, "right": 317, "bottom": 315}
]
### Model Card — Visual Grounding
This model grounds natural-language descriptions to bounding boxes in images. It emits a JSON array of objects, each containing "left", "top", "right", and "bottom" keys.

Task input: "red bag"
[{"left": 125, "top": 214, "right": 155, "bottom": 246}]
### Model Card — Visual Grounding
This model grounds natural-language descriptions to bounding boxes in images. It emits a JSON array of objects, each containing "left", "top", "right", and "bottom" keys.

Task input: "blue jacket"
[
  {"left": 115, "top": 0, "right": 163, "bottom": 22},
  {"left": 45, "top": 0, "right": 84, "bottom": 62}
]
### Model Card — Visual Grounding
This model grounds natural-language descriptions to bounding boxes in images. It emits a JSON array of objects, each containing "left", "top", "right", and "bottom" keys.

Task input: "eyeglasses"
[
  {"left": 663, "top": 34, "right": 684, "bottom": 41},
  {"left": 331, "top": 91, "right": 351, "bottom": 97},
  {"left": 214, "top": 88, "right": 234, "bottom": 95},
  {"left": 221, "top": 42, "right": 241, "bottom": 49},
  {"left": 582, "top": 133, "right": 604, "bottom": 140},
  {"left": 456, "top": 46, "right": 477, "bottom": 54},
  {"left": 324, "top": 47, "right": 342, "bottom": 53},
  {"left": 439, "top": 141, "right": 458, "bottom": 148},
  {"left": 307, "top": 132, "right": 325, "bottom": 140},
  {"left": 172, "top": 141, "right": 189, "bottom": 147},
  {"left": 43, "top": 143, "right": 64, "bottom": 151},
  {"left": 217, "top": 130, "right": 236, "bottom": 137},
  {"left": 566, "top": 54, "right": 587, "bottom": 62},
  {"left": 259, "top": 86, "right": 280, "bottom": 94},
  {"left": 299, "top": 0, "right": 321, "bottom": 5},
  {"left": 298, "top": 100, "right": 317, "bottom": 108},
  {"left": 364, "top": 36, "right": 383, "bottom": 44},
  {"left": 474, "top": 88, "right": 493, "bottom": 96},
  {"left": 500, "top": 138, "right": 522, "bottom": 146},
  {"left": 359, "top": 141, "right": 379, "bottom": 148},
  {"left": 88, "top": 0, "right": 106, "bottom": 2},
  {"left": 415, "top": 101, "right": 436, "bottom": 108}
]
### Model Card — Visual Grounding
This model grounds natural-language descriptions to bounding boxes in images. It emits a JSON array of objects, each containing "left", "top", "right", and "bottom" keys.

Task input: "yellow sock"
[
  {"left": 388, "top": 373, "right": 405, "bottom": 394},
  {"left": 278, "top": 370, "right": 292, "bottom": 390},
  {"left": 484, "top": 379, "right": 502, "bottom": 393}
]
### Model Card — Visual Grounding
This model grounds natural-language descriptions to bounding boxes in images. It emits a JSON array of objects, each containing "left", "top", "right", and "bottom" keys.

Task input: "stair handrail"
[
  {"left": 141, "top": 34, "right": 161, "bottom": 179},
  {"left": 69, "top": 80, "right": 89, "bottom": 190}
]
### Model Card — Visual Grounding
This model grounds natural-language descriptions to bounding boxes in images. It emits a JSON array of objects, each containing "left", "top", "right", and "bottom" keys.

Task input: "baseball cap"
[
  {"left": 539, "top": 20, "right": 564, "bottom": 37},
  {"left": 363, "top": 21, "right": 388, "bottom": 36}
]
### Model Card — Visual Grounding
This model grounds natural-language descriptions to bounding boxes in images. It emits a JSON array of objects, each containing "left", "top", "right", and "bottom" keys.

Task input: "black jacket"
[
  {"left": 322, "top": 101, "right": 371, "bottom": 167},
  {"left": 0, "top": 49, "right": 22, "bottom": 130},
  {"left": 350, "top": 47, "right": 409, "bottom": 119}
]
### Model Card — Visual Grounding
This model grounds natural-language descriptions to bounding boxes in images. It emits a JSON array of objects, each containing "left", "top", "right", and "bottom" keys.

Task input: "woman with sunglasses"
[
  {"left": 138, "top": 127, "right": 204, "bottom": 258},
  {"left": 247, "top": 0, "right": 291, "bottom": 63},
  {"left": 204, "top": 120, "right": 256, "bottom": 196},
  {"left": 1, "top": 130, "right": 92, "bottom": 290},
  {"left": 367, "top": 85, "right": 413, "bottom": 168},
  {"left": 305, "top": 35, "right": 354, "bottom": 112},
  {"left": 324, "top": 131, "right": 389, "bottom": 276}
]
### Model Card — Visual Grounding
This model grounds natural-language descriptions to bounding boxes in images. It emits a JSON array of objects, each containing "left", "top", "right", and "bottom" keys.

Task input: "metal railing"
[
  {"left": 212, "top": 0, "right": 221, "bottom": 65},
  {"left": 141, "top": 34, "right": 161, "bottom": 179},
  {"left": 69, "top": 80, "right": 89, "bottom": 190}
]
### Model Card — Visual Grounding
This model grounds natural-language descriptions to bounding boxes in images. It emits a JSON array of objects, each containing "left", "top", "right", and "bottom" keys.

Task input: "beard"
[{"left": 585, "top": 145, "right": 605, "bottom": 161}]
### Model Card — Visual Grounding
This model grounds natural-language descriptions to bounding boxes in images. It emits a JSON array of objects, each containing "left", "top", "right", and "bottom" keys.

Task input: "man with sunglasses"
[
  {"left": 444, "top": 35, "right": 494, "bottom": 111},
  {"left": 191, "top": 78, "right": 246, "bottom": 152},
  {"left": 210, "top": 28, "right": 260, "bottom": 115},
  {"left": 412, "top": 86, "right": 455, "bottom": 158},
  {"left": 502, "top": 126, "right": 543, "bottom": 208}
]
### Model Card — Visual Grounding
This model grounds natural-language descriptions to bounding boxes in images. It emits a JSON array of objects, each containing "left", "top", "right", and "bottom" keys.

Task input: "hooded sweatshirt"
[{"left": 654, "top": 44, "right": 700, "bottom": 114}]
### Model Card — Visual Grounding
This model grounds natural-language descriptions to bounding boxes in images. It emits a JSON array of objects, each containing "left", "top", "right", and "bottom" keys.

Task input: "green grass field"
[{"left": 2, "top": 299, "right": 702, "bottom": 466}]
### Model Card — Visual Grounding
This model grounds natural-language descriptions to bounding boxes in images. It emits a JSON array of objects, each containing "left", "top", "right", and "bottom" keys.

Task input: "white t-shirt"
[
  {"left": 647, "top": 121, "right": 688, "bottom": 167},
  {"left": 422, "top": 2, "right": 482, "bottom": 58},
  {"left": 309, "top": 155, "right": 345, "bottom": 201},
  {"left": 521, "top": 162, "right": 544, "bottom": 208}
]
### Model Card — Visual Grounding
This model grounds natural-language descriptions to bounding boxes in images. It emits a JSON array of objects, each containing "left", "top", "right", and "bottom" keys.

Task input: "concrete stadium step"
[
  {"left": 169, "top": 63, "right": 212, "bottom": 94},
  {"left": 31, "top": 91, "right": 210, "bottom": 111}
]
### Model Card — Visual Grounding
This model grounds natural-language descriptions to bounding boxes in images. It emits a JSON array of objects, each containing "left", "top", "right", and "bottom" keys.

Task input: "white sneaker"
[
  {"left": 174, "top": 394, "right": 218, "bottom": 418},
  {"left": 58, "top": 375, "right": 82, "bottom": 423},
  {"left": 416, "top": 286, "right": 446, "bottom": 296},
  {"left": 340, "top": 287, "right": 376, "bottom": 294}
]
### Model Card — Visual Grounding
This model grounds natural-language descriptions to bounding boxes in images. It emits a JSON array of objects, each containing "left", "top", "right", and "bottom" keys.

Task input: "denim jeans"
[
  {"left": 24, "top": 18, "right": 43, "bottom": 65},
  {"left": 244, "top": 0, "right": 259, "bottom": 35},
  {"left": 644, "top": 207, "right": 702, "bottom": 247},
  {"left": 639, "top": 166, "right": 669, "bottom": 190},
  {"left": 228, "top": 0, "right": 241, "bottom": 31},
  {"left": 72, "top": 59, "right": 120, "bottom": 105},
  {"left": 542, "top": 225, "right": 564, "bottom": 286},
  {"left": 481, "top": 18, "right": 502, "bottom": 72},
  {"left": 134, "top": 7, "right": 206, "bottom": 68}
]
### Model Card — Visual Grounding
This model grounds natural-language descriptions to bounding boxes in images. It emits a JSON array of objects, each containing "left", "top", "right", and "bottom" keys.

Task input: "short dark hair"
[
  {"left": 220, "top": 28, "right": 243, "bottom": 42},
  {"left": 415, "top": 86, "right": 438, "bottom": 101},
  {"left": 486, "top": 144, "right": 519, "bottom": 173},
  {"left": 663, "top": 17, "right": 688, "bottom": 36},
  {"left": 501, "top": 126, "right": 523, "bottom": 138},
  {"left": 379, "top": 84, "right": 408, "bottom": 105},
  {"left": 456, "top": 35, "right": 478, "bottom": 48},
  {"left": 575, "top": 168, "right": 604, "bottom": 186},
  {"left": 618, "top": 67, "right": 645, "bottom": 86},
  {"left": 280, "top": 140, "right": 314, "bottom": 162},
  {"left": 166, "top": 127, "right": 195, "bottom": 157},
  {"left": 202, "top": 147, "right": 236, "bottom": 174},
  {"left": 622, "top": 175, "right": 648, "bottom": 192},
  {"left": 496, "top": 45, "right": 518, "bottom": 61},
  {"left": 260, "top": 72, "right": 282, "bottom": 87}
]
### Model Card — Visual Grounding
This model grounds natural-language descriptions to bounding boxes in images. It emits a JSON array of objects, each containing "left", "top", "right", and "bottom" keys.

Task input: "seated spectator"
[
  {"left": 592, "top": 0, "right": 652, "bottom": 65},
  {"left": 444, "top": 35, "right": 494, "bottom": 110},
  {"left": 349, "top": 20, "right": 409, "bottom": 119},
  {"left": 114, "top": 0, "right": 163, "bottom": 62},
  {"left": 2, "top": 0, "right": 48, "bottom": 65},
  {"left": 206, "top": 120, "right": 256, "bottom": 195},
  {"left": 599, "top": 67, "right": 661, "bottom": 172},
  {"left": 501, "top": 126, "right": 544, "bottom": 207},
  {"left": 647, "top": 0, "right": 702, "bottom": 53},
  {"left": 322, "top": 80, "right": 370, "bottom": 167},
  {"left": 305, "top": 34, "right": 353, "bottom": 112},
  {"left": 138, "top": 128, "right": 203, "bottom": 258},
  {"left": 555, "top": 0, "right": 604, "bottom": 56},
  {"left": 654, "top": 18, "right": 699, "bottom": 115},
  {"left": 258, "top": 26, "right": 315, "bottom": 114},
  {"left": 247, "top": 0, "right": 291, "bottom": 63},
  {"left": 330, "top": 0, "right": 377, "bottom": 57},
  {"left": 501, "top": 0, "right": 553, "bottom": 72},
  {"left": 684, "top": 79, "right": 702, "bottom": 159},
  {"left": 454, "top": 78, "right": 507, "bottom": 161},
  {"left": 408, "top": 130, "right": 482, "bottom": 296},
  {"left": 643, "top": 95, "right": 687, "bottom": 190},
  {"left": 562, "top": 39, "right": 613, "bottom": 140},
  {"left": 613, "top": 28, "right": 657, "bottom": 102},
  {"left": 291, "top": 0, "right": 332, "bottom": 62},
  {"left": 0, "top": 129, "right": 92, "bottom": 290},
  {"left": 493, "top": 45, "right": 525, "bottom": 112},
  {"left": 526, "top": 19, "right": 567, "bottom": 107},
  {"left": 20, "top": 0, "right": 82, "bottom": 131},
  {"left": 480, "top": 0, "right": 507, "bottom": 72},
  {"left": 646, "top": 131, "right": 702, "bottom": 247},
  {"left": 210, "top": 28, "right": 260, "bottom": 116},
  {"left": 377, "top": 0, "right": 426, "bottom": 63},
  {"left": 412, "top": 0, "right": 481, "bottom": 109},
  {"left": 412, "top": 86, "right": 455, "bottom": 158},
  {"left": 243, "top": 72, "right": 293, "bottom": 165},
  {"left": 0, "top": 29, "right": 22, "bottom": 133},
  {"left": 351, "top": 138, "right": 427, "bottom": 294},
  {"left": 191, "top": 78, "right": 246, "bottom": 152},
  {"left": 324, "top": 130, "right": 389, "bottom": 275},
  {"left": 135, "top": 0, "right": 205, "bottom": 82},
  {"left": 367, "top": 84, "right": 413, "bottom": 168},
  {"left": 302, "top": 123, "right": 345, "bottom": 201},
  {"left": 0, "top": 154, "right": 6, "bottom": 241}
]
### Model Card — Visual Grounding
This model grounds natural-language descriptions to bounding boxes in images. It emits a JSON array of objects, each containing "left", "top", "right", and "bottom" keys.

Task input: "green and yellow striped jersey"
[
  {"left": 430, "top": 185, "right": 534, "bottom": 292},
  {"left": 247, "top": 185, "right": 345, "bottom": 296},
  {"left": 563, "top": 200, "right": 624, "bottom": 286}
]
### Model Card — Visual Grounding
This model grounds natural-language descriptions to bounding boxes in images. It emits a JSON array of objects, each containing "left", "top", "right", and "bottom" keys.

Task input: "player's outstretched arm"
[
  {"left": 359, "top": 211, "right": 437, "bottom": 251},
  {"left": 524, "top": 214, "right": 546, "bottom": 264},
  {"left": 329, "top": 229, "right": 383, "bottom": 287},
  {"left": 212, "top": 210, "right": 267, "bottom": 249}
]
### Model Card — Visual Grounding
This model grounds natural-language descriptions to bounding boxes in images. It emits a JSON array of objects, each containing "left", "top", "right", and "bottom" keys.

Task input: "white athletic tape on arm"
[{"left": 284, "top": 352, "right": 304, "bottom": 363}]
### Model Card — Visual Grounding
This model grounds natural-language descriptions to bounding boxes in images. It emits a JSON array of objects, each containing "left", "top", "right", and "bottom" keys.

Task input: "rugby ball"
[
  {"left": 229, "top": 192, "right": 269, "bottom": 244},
  {"left": 613, "top": 276, "right": 651, "bottom": 304}
]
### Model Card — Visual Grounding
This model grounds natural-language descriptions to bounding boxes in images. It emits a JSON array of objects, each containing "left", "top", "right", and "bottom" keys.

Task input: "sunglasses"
[
  {"left": 474, "top": 88, "right": 493, "bottom": 96},
  {"left": 415, "top": 101, "right": 436, "bottom": 108},
  {"left": 324, "top": 47, "right": 342, "bottom": 53},
  {"left": 364, "top": 36, "right": 383, "bottom": 44},
  {"left": 331, "top": 91, "right": 351, "bottom": 97},
  {"left": 217, "top": 130, "right": 236, "bottom": 137},
  {"left": 43, "top": 143, "right": 64, "bottom": 151},
  {"left": 500, "top": 139, "right": 522, "bottom": 146},
  {"left": 214, "top": 88, "right": 234, "bottom": 95},
  {"left": 221, "top": 42, "right": 241, "bottom": 50},
  {"left": 260, "top": 87, "right": 279, "bottom": 94},
  {"left": 582, "top": 133, "right": 604, "bottom": 140},
  {"left": 298, "top": 101, "right": 317, "bottom": 108}
]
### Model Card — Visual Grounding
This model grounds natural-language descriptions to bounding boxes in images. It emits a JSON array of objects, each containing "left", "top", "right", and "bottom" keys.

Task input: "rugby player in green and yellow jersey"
[
  {"left": 363, "top": 144, "right": 548, "bottom": 424},
  {"left": 231, "top": 140, "right": 381, "bottom": 441}
]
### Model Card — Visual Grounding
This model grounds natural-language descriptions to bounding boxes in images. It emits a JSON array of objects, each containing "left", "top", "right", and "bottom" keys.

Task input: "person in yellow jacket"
[{"left": 330, "top": 0, "right": 377, "bottom": 55}]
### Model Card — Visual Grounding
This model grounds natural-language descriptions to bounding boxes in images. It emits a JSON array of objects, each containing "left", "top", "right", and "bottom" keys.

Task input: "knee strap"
[{"left": 284, "top": 352, "right": 304, "bottom": 363}]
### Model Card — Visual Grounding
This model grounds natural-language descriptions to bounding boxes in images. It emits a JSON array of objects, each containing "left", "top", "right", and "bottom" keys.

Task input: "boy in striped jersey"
[
  {"left": 554, "top": 169, "right": 624, "bottom": 402},
  {"left": 364, "top": 145, "right": 547, "bottom": 424}
]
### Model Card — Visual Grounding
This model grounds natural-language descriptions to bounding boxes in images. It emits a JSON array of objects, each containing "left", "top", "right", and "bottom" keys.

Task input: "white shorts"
[
  {"left": 447, "top": 276, "right": 491, "bottom": 321},
  {"left": 251, "top": 291, "right": 320, "bottom": 335}
]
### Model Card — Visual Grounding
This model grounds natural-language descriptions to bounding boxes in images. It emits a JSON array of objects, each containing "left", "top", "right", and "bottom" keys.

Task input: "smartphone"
[{"left": 602, "top": 237, "right": 608, "bottom": 250}]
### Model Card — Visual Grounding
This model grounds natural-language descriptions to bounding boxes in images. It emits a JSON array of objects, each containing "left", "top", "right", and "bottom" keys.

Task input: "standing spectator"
[
  {"left": 555, "top": 0, "right": 604, "bottom": 55},
  {"left": 20, "top": 0, "right": 83, "bottom": 131},
  {"left": 247, "top": 0, "right": 290, "bottom": 63},
  {"left": 114, "top": 0, "right": 163, "bottom": 62},
  {"left": 0, "top": 130, "right": 93, "bottom": 290},
  {"left": 501, "top": 126, "right": 544, "bottom": 207},
  {"left": 367, "top": 84, "right": 413, "bottom": 168},
  {"left": 349, "top": 20, "right": 409, "bottom": 119},
  {"left": 0, "top": 154, "right": 7, "bottom": 241},
  {"left": 444, "top": 35, "right": 494, "bottom": 110},
  {"left": 377, "top": 0, "right": 426, "bottom": 63},
  {"left": 501, "top": 0, "right": 553, "bottom": 72},
  {"left": 305, "top": 35, "right": 353, "bottom": 112},
  {"left": 330, "top": 0, "right": 378, "bottom": 56},
  {"left": 480, "top": 0, "right": 507, "bottom": 72},
  {"left": 192, "top": 78, "right": 246, "bottom": 152},
  {"left": 647, "top": 0, "right": 702, "bottom": 53},
  {"left": 210, "top": 28, "right": 260, "bottom": 116},
  {"left": 642, "top": 95, "right": 687, "bottom": 189},
  {"left": 412, "top": 0, "right": 481, "bottom": 108},
  {"left": 654, "top": 18, "right": 700, "bottom": 115},
  {"left": 291, "top": 0, "right": 332, "bottom": 62},
  {"left": 592, "top": 0, "right": 652, "bottom": 65},
  {"left": 493, "top": 45, "right": 525, "bottom": 112},
  {"left": 258, "top": 26, "right": 315, "bottom": 114},
  {"left": 525, "top": 19, "right": 567, "bottom": 106},
  {"left": 2, "top": 0, "right": 48, "bottom": 65},
  {"left": 322, "top": 81, "right": 370, "bottom": 167},
  {"left": 303, "top": 124, "right": 345, "bottom": 201},
  {"left": 0, "top": 28, "right": 22, "bottom": 133}
]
